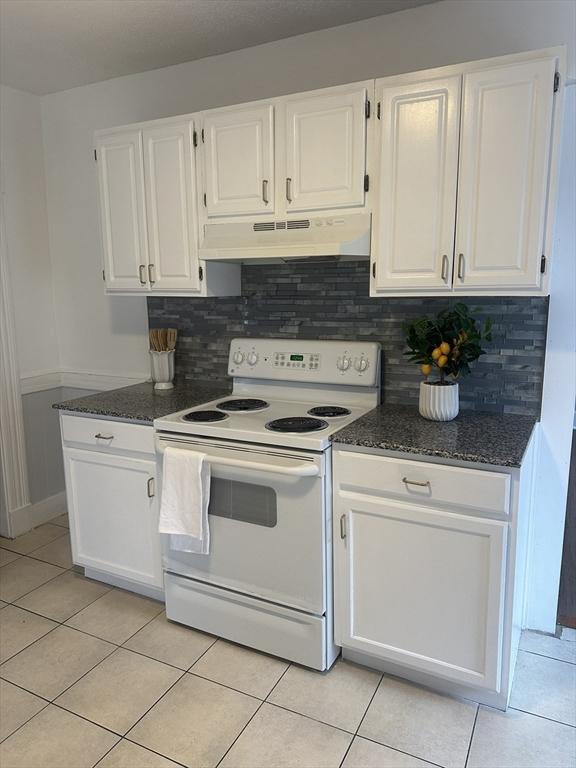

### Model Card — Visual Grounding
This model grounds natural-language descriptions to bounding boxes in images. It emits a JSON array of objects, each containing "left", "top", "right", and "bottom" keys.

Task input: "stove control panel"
[{"left": 228, "top": 338, "right": 380, "bottom": 386}]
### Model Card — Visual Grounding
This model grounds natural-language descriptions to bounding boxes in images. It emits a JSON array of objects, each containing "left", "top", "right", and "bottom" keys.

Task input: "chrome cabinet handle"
[
  {"left": 457, "top": 253, "right": 465, "bottom": 280},
  {"left": 147, "top": 477, "right": 155, "bottom": 498},
  {"left": 148, "top": 264, "right": 156, "bottom": 285},
  {"left": 340, "top": 514, "right": 347, "bottom": 539},
  {"left": 138, "top": 265, "right": 147, "bottom": 285},
  {"left": 286, "top": 177, "right": 292, "bottom": 203},
  {"left": 402, "top": 476, "right": 431, "bottom": 489},
  {"left": 95, "top": 433, "right": 114, "bottom": 440},
  {"left": 262, "top": 179, "right": 269, "bottom": 204},
  {"left": 441, "top": 254, "right": 449, "bottom": 282}
]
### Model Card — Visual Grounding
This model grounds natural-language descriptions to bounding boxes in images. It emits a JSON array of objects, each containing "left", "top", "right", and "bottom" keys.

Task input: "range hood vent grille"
[
  {"left": 253, "top": 219, "right": 311, "bottom": 233},
  {"left": 203, "top": 213, "right": 371, "bottom": 263}
]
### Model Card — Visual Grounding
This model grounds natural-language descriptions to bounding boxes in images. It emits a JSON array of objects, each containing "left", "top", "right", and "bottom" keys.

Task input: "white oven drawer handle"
[{"left": 210, "top": 457, "right": 319, "bottom": 477}]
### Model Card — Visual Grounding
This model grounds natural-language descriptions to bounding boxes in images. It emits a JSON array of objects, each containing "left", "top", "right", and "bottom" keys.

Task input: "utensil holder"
[{"left": 150, "top": 350, "right": 175, "bottom": 390}]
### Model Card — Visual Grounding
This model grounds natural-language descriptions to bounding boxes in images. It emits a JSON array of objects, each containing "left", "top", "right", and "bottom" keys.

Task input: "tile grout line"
[
  {"left": 338, "top": 669, "right": 383, "bottom": 768},
  {"left": 213, "top": 660, "right": 294, "bottom": 768},
  {"left": 519, "top": 648, "right": 576, "bottom": 666},
  {"left": 507, "top": 705, "right": 576, "bottom": 729},
  {"left": 0, "top": 682, "right": 51, "bottom": 745},
  {"left": 94, "top": 738, "right": 189, "bottom": 768},
  {"left": 463, "top": 703, "right": 480, "bottom": 768}
]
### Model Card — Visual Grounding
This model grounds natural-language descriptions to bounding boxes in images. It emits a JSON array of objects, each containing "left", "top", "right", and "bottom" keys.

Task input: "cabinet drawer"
[
  {"left": 61, "top": 414, "right": 155, "bottom": 456},
  {"left": 335, "top": 451, "right": 510, "bottom": 516}
]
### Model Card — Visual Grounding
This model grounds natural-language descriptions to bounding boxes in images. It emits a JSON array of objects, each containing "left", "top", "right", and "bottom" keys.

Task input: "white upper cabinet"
[
  {"left": 372, "top": 76, "right": 461, "bottom": 291},
  {"left": 202, "top": 104, "right": 275, "bottom": 217},
  {"left": 455, "top": 60, "right": 556, "bottom": 291},
  {"left": 143, "top": 120, "right": 201, "bottom": 292},
  {"left": 96, "top": 130, "right": 149, "bottom": 291},
  {"left": 281, "top": 83, "right": 370, "bottom": 213}
]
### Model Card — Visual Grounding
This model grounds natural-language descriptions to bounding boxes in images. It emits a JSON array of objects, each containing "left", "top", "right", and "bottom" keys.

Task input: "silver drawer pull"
[
  {"left": 262, "top": 179, "right": 269, "bottom": 204},
  {"left": 95, "top": 433, "right": 114, "bottom": 440},
  {"left": 340, "top": 514, "right": 347, "bottom": 539},
  {"left": 402, "top": 476, "right": 431, "bottom": 489},
  {"left": 286, "top": 177, "right": 292, "bottom": 203},
  {"left": 147, "top": 477, "right": 155, "bottom": 498}
]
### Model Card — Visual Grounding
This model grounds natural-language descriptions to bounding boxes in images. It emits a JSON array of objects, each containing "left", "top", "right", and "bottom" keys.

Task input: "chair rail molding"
[{"left": 0, "top": 201, "right": 30, "bottom": 537}]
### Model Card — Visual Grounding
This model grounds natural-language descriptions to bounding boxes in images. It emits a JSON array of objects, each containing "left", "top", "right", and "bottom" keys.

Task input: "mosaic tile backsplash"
[{"left": 148, "top": 261, "right": 548, "bottom": 416}]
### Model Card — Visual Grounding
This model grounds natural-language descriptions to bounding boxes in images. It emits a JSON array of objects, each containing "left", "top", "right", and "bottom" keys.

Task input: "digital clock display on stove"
[{"left": 290, "top": 354, "right": 304, "bottom": 361}]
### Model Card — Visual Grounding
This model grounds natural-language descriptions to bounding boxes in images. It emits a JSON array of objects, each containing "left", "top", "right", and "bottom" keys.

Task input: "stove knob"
[
  {"left": 337, "top": 355, "right": 351, "bottom": 371},
  {"left": 355, "top": 357, "right": 368, "bottom": 372},
  {"left": 247, "top": 351, "right": 259, "bottom": 366},
  {"left": 233, "top": 351, "right": 245, "bottom": 365}
]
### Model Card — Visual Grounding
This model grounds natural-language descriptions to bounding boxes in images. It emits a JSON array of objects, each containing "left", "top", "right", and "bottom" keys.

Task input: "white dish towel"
[{"left": 158, "top": 447, "right": 211, "bottom": 554}]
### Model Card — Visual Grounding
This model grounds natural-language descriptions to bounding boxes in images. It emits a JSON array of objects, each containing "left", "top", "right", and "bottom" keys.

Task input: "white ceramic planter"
[
  {"left": 150, "top": 350, "right": 175, "bottom": 390},
  {"left": 419, "top": 381, "right": 459, "bottom": 421}
]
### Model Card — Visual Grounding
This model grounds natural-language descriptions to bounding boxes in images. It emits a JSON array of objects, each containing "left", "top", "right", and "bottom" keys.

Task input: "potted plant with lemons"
[{"left": 404, "top": 303, "right": 492, "bottom": 421}]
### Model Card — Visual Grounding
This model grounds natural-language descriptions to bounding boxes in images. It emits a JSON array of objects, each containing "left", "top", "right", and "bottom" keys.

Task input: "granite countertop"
[
  {"left": 53, "top": 380, "right": 232, "bottom": 423},
  {"left": 331, "top": 404, "right": 537, "bottom": 468}
]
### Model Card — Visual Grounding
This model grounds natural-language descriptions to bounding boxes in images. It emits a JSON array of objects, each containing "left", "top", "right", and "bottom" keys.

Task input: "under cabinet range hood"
[{"left": 199, "top": 213, "right": 371, "bottom": 263}]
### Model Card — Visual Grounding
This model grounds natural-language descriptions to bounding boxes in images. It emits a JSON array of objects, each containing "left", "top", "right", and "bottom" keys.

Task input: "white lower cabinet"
[
  {"left": 333, "top": 447, "right": 532, "bottom": 706},
  {"left": 61, "top": 417, "right": 162, "bottom": 592},
  {"left": 335, "top": 494, "right": 506, "bottom": 690}
]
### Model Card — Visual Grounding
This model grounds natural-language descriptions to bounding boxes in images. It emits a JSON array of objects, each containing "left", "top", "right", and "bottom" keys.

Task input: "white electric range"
[{"left": 154, "top": 338, "right": 381, "bottom": 670}]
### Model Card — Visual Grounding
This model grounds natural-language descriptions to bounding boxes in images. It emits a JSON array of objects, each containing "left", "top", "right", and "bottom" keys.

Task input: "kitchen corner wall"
[{"left": 149, "top": 261, "right": 548, "bottom": 417}]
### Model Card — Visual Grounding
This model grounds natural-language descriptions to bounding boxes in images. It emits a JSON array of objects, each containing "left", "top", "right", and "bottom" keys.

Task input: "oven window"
[{"left": 208, "top": 478, "right": 277, "bottom": 527}]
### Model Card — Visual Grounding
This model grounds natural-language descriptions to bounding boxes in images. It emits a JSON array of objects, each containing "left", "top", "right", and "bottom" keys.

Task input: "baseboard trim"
[
  {"left": 9, "top": 491, "right": 67, "bottom": 538},
  {"left": 84, "top": 568, "right": 165, "bottom": 602}
]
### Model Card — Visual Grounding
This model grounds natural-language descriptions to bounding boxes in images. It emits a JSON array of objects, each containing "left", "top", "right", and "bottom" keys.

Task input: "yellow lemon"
[
  {"left": 437, "top": 355, "right": 448, "bottom": 368},
  {"left": 440, "top": 341, "right": 451, "bottom": 355},
  {"left": 421, "top": 364, "right": 432, "bottom": 376},
  {"left": 431, "top": 347, "right": 442, "bottom": 361}
]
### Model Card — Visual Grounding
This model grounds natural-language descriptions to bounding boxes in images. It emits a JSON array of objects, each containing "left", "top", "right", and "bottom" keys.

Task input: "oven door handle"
[
  {"left": 209, "top": 457, "right": 319, "bottom": 477},
  {"left": 157, "top": 442, "right": 320, "bottom": 477}
]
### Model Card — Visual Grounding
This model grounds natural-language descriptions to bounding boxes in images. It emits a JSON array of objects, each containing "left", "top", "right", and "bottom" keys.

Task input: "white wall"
[
  {"left": 40, "top": 0, "right": 576, "bottom": 383},
  {"left": 526, "top": 85, "right": 576, "bottom": 631},
  {"left": 0, "top": 84, "right": 59, "bottom": 380}
]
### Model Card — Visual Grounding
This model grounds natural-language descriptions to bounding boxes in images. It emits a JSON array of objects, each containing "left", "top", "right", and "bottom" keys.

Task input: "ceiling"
[{"left": 0, "top": 0, "right": 437, "bottom": 96}]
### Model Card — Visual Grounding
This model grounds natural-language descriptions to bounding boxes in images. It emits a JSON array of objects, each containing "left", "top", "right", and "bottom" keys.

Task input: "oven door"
[{"left": 156, "top": 435, "right": 328, "bottom": 615}]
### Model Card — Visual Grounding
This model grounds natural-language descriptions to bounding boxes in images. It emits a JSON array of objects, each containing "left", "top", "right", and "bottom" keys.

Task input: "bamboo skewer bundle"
[{"left": 149, "top": 328, "right": 177, "bottom": 352}]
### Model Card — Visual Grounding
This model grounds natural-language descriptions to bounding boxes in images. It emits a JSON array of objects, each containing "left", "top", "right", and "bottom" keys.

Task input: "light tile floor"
[{"left": 0, "top": 522, "right": 575, "bottom": 768}]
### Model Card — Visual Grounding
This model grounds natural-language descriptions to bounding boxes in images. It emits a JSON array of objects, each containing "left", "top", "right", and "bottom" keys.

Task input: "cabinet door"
[
  {"left": 283, "top": 84, "right": 369, "bottom": 212},
  {"left": 372, "top": 76, "right": 460, "bottom": 292},
  {"left": 143, "top": 121, "right": 201, "bottom": 292},
  {"left": 455, "top": 59, "right": 555, "bottom": 290},
  {"left": 96, "top": 131, "right": 149, "bottom": 292},
  {"left": 203, "top": 104, "right": 274, "bottom": 217},
  {"left": 64, "top": 448, "right": 162, "bottom": 588},
  {"left": 334, "top": 494, "right": 507, "bottom": 691}
]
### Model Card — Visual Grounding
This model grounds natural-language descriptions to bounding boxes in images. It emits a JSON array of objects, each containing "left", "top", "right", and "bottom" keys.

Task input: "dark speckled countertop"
[
  {"left": 331, "top": 404, "right": 537, "bottom": 468},
  {"left": 53, "top": 380, "right": 231, "bottom": 424}
]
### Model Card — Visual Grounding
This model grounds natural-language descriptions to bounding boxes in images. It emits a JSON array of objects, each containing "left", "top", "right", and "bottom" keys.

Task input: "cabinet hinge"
[
  {"left": 540, "top": 254, "right": 546, "bottom": 274},
  {"left": 199, "top": 265, "right": 204, "bottom": 281},
  {"left": 94, "top": 149, "right": 97, "bottom": 161},
  {"left": 365, "top": 99, "right": 371, "bottom": 119},
  {"left": 193, "top": 130, "right": 198, "bottom": 148},
  {"left": 364, "top": 174, "right": 370, "bottom": 192},
  {"left": 377, "top": 102, "right": 381, "bottom": 120},
  {"left": 201, "top": 128, "right": 205, "bottom": 143},
  {"left": 102, "top": 269, "right": 106, "bottom": 282},
  {"left": 554, "top": 71, "right": 560, "bottom": 92},
  {"left": 203, "top": 193, "right": 207, "bottom": 207},
  {"left": 372, "top": 262, "right": 376, "bottom": 279}
]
